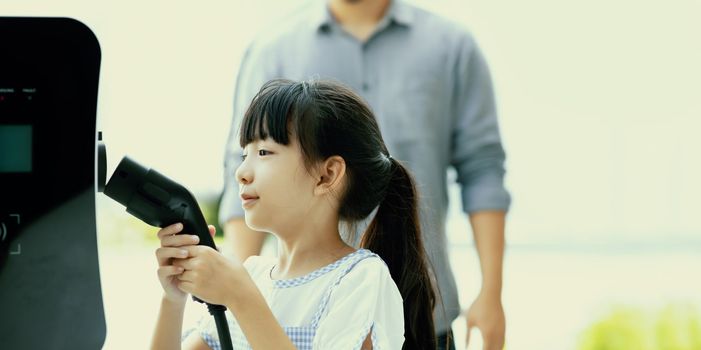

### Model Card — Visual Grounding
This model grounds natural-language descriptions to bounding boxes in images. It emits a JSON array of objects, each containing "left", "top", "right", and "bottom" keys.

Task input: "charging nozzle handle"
[
  {"left": 140, "top": 166, "right": 217, "bottom": 251},
  {"left": 178, "top": 196, "right": 217, "bottom": 251},
  {"left": 182, "top": 205, "right": 232, "bottom": 349}
]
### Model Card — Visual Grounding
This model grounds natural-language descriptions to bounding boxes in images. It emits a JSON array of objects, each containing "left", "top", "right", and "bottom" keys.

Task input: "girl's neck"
[
  {"left": 272, "top": 232, "right": 355, "bottom": 280},
  {"left": 268, "top": 188, "right": 353, "bottom": 279}
]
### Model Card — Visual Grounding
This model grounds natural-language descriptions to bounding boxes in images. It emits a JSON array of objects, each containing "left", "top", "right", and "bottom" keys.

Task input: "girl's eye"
[{"left": 258, "top": 149, "right": 270, "bottom": 156}]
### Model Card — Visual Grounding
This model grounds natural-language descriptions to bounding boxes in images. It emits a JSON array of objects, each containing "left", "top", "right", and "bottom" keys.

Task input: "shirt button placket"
[{"left": 360, "top": 41, "right": 370, "bottom": 93}]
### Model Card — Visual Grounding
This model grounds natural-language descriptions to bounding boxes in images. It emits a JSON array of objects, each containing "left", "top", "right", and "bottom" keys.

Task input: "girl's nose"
[{"left": 235, "top": 162, "right": 252, "bottom": 185}]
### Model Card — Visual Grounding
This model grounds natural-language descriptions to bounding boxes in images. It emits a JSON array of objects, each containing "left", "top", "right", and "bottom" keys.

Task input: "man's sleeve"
[
  {"left": 450, "top": 32, "right": 511, "bottom": 214},
  {"left": 218, "top": 41, "right": 278, "bottom": 226}
]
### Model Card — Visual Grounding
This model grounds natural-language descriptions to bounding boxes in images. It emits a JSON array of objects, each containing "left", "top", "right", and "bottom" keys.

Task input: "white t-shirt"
[{"left": 193, "top": 249, "right": 405, "bottom": 349}]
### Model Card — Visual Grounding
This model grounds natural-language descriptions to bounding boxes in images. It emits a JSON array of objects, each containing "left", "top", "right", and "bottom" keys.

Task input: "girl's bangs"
[
  {"left": 238, "top": 80, "right": 321, "bottom": 172},
  {"left": 239, "top": 81, "right": 303, "bottom": 148}
]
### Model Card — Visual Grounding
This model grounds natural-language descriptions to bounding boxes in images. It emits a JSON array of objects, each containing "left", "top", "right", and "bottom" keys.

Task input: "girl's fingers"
[
  {"left": 155, "top": 247, "right": 189, "bottom": 266},
  {"left": 171, "top": 255, "right": 197, "bottom": 271},
  {"left": 208, "top": 225, "right": 216, "bottom": 238},
  {"left": 176, "top": 269, "right": 195, "bottom": 282},
  {"left": 177, "top": 280, "right": 194, "bottom": 295},
  {"left": 157, "top": 265, "right": 184, "bottom": 279},
  {"left": 161, "top": 234, "right": 199, "bottom": 248},
  {"left": 157, "top": 223, "right": 184, "bottom": 239}
]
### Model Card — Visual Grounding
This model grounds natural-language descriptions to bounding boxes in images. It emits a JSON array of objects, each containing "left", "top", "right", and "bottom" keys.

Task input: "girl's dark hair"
[{"left": 239, "top": 79, "right": 436, "bottom": 349}]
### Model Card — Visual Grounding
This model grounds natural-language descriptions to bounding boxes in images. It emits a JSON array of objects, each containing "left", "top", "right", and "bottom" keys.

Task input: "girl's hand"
[
  {"left": 172, "top": 230, "right": 248, "bottom": 307},
  {"left": 154, "top": 223, "right": 205, "bottom": 304}
]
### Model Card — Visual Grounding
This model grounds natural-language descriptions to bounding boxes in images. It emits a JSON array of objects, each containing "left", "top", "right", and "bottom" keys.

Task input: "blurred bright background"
[{"left": 2, "top": 0, "right": 701, "bottom": 349}]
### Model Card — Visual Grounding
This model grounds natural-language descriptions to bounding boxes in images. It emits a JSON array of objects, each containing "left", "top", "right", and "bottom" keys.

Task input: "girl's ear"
[{"left": 314, "top": 155, "right": 346, "bottom": 196}]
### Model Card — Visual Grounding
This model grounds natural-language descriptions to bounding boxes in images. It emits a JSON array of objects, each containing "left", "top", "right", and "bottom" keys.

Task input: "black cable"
[{"left": 207, "top": 303, "right": 233, "bottom": 350}]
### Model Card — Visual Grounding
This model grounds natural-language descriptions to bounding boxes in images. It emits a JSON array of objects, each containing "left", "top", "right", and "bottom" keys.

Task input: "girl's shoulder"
[
  {"left": 241, "top": 249, "right": 397, "bottom": 292},
  {"left": 313, "top": 251, "right": 405, "bottom": 348},
  {"left": 344, "top": 250, "right": 392, "bottom": 279},
  {"left": 334, "top": 250, "right": 400, "bottom": 298}
]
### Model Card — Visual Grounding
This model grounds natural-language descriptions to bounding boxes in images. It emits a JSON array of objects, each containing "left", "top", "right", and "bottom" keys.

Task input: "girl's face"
[{"left": 235, "top": 137, "right": 319, "bottom": 234}]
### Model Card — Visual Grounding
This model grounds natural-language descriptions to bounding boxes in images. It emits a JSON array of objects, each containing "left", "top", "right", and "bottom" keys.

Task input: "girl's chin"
[{"left": 244, "top": 215, "right": 268, "bottom": 233}]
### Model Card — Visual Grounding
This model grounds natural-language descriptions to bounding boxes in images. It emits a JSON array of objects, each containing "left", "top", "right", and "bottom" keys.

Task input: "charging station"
[{"left": 0, "top": 17, "right": 106, "bottom": 349}]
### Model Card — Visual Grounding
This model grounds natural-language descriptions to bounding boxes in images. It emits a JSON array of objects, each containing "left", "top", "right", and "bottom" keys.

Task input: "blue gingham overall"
[{"left": 199, "top": 249, "right": 378, "bottom": 350}]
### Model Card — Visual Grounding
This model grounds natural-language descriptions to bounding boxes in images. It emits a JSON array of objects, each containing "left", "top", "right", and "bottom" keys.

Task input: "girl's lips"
[
  {"left": 240, "top": 193, "right": 259, "bottom": 200},
  {"left": 242, "top": 197, "right": 259, "bottom": 207}
]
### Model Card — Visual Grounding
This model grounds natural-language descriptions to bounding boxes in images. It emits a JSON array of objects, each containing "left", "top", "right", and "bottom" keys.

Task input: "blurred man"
[{"left": 219, "top": 0, "right": 510, "bottom": 349}]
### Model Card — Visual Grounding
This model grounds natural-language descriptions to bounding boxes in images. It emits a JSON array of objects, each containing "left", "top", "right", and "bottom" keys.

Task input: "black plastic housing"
[
  {"left": 0, "top": 16, "right": 106, "bottom": 350},
  {"left": 103, "top": 156, "right": 217, "bottom": 250}
]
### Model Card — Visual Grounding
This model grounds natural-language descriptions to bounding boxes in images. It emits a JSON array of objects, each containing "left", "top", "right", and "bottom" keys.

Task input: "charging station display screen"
[{"left": 0, "top": 125, "right": 32, "bottom": 172}]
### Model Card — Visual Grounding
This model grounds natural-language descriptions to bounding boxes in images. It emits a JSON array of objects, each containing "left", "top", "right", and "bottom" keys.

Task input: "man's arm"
[
  {"left": 449, "top": 29, "right": 510, "bottom": 349},
  {"left": 224, "top": 217, "right": 267, "bottom": 262},
  {"left": 470, "top": 211, "right": 505, "bottom": 297},
  {"left": 465, "top": 211, "right": 506, "bottom": 350}
]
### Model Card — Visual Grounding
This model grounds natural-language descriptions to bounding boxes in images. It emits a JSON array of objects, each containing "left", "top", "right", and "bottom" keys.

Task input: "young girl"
[{"left": 150, "top": 79, "right": 436, "bottom": 349}]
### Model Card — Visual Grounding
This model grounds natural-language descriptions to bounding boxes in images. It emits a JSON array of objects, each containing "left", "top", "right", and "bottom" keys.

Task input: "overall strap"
[{"left": 310, "top": 249, "right": 379, "bottom": 328}]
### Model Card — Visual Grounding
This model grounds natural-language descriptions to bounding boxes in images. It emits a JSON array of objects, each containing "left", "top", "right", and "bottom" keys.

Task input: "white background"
[
  {"left": 3, "top": 0, "right": 701, "bottom": 349},
  {"left": 3, "top": 0, "right": 700, "bottom": 246}
]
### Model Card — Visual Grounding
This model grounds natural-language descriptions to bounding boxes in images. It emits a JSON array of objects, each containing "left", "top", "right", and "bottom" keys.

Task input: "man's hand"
[{"left": 465, "top": 292, "right": 505, "bottom": 350}]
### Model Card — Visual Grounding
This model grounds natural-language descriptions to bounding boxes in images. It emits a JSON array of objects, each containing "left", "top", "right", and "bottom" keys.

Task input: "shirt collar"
[{"left": 313, "top": 0, "right": 414, "bottom": 33}]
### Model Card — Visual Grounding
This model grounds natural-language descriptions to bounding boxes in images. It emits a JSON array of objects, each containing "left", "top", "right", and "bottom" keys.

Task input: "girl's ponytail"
[{"left": 361, "top": 156, "right": 437, "bottom": 350}]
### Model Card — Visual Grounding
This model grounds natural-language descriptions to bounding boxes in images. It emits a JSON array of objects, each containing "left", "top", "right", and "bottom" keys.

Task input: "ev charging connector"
[{"left": 98, "top": 142, "right": 233, "bottom": 349}]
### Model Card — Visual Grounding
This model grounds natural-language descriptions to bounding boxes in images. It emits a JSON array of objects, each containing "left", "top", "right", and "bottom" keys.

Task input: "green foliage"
[
  {"left": 654, "top": 304, "right": 701, "bottom": 350},
  {"left": 199, "top": 192, "right": 224, "bottom": 238},
  {"left": 578, "top": 303, "right": 701, "bottom": 350}
]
